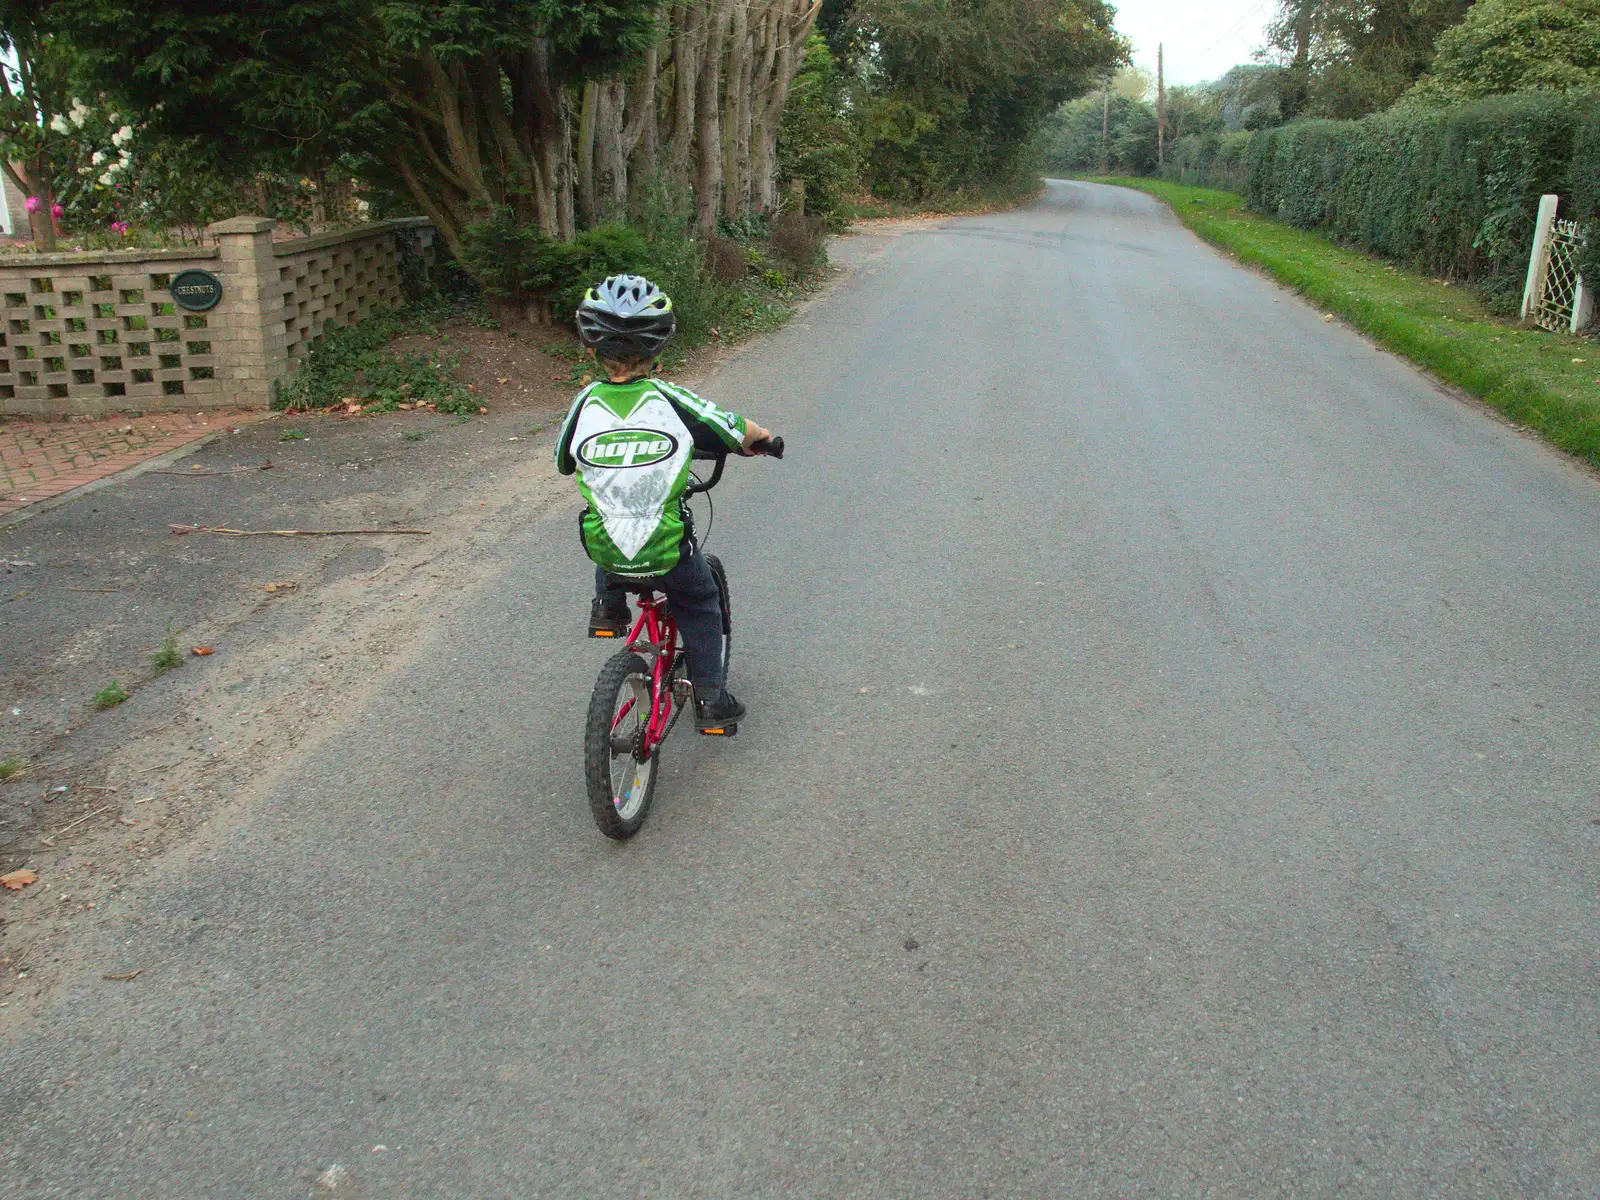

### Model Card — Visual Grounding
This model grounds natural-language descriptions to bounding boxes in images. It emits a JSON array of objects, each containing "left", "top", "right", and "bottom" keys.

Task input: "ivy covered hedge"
[{"left": 1240, "top": 94, "right": 1600, "bottom": 311}]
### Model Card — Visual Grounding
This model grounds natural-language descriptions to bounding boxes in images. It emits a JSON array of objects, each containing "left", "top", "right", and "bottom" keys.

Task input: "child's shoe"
[
  {"left": 695, "top": 687, "right": 746, "bottom": 735},
  {"left": 589, "top": 595, "right": 631, "bottom": 638}
]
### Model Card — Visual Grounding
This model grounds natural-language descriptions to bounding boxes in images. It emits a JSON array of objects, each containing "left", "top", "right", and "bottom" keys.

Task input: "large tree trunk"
[
  {"left": 748, "top": 4, "right": 783, "bottom": 213},
  {"left": 4, "top": 47, "right": 56, "bottom": 251},
  {"left": 577, "top": 80, "right": 600, "bottom": 227},
  {"left": 752, "top": 0, "right": 820, "bottom": 212},
  {"left": 625, "top": 43, "right": 662, "bottom": 217},
  {"left": 378, "top": 1, "right": 810, "bottom": 249},
  {"left": 722, "top": 1, "right": 753, "bottom": 220},
  {"left": 595, "top": 79, "right": 628, "bottom": 223},
  {"left": 5, "top": 159, "right": 56, "bottom": 252},
  {"left": 695, "top": 0, "right": 734, "bottom": 233},
  {"left": 527, "top": 40, "right": 574, "bottom": 241},
  {"left": 668, "top": 2, "right": 704, "bottom": 190},
  {"left": 556, "top": 93, "right": 576, "bottom": 241}
]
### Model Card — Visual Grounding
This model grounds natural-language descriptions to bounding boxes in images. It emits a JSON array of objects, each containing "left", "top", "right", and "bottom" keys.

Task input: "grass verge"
[{"left": 1098, "top": 177, "right": 1600, "bottom": 469}]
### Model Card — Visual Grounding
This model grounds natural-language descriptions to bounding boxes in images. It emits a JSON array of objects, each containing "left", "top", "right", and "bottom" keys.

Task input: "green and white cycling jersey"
[{"left": 555, "top": 377, "right": 747, "bottom": 576}]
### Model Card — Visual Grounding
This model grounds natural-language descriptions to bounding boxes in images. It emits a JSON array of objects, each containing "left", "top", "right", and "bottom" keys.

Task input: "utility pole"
[
  {"left": 1101, "top": 84, "right": 1110, "bottom": 176},
  {"left": 1157, "top": 43, "right": 1166, "bottom": 171}
]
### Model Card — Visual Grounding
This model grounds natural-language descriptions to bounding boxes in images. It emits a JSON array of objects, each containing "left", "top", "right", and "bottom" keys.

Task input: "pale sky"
[{"left": 1112, "top": 0, "right": 1277, "bottom": 87}]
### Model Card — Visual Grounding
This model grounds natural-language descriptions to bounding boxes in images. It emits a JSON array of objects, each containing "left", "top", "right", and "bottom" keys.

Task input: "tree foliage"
[
  {"left": 776, "top": 34, "right": 861, "bottom": 224},
  {"left": 30, "top": 0, "right": 1127, "bottom": 278},
  {"left": 49, "top": 0, "right": 672, "bottom": 247},
  {"left": 1258, "top": 0, "right": 1474, "bottom": 119},
  {"left": 48, "top": 1, "right": 380, "bottom": 168},
  {"left": 49, "top": 0, "right": 839, "bottom": 251},
  {"left": 829, "top": 0, "right": 1126, "bottom": 200},
  {"left": 0, "top": 0, "right": 77, "bottom": 246},
  {"left": 1408, "top": 0, "right": 1600, "bottom": 103}
]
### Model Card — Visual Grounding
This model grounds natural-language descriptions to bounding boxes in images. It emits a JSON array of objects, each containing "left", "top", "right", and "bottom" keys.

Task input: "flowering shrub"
[{"left": 52, "top": 100, "right": 147, "bottom": 232}]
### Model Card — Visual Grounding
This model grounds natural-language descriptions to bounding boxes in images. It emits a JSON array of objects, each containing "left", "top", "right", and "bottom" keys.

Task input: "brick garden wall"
[{"left": 0, "top": 217, "right": 436, "bottom": 418}]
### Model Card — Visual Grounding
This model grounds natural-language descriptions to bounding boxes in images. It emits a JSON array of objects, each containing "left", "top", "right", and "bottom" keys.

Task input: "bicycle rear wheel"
[{"left": 584, "top": 650, "right": 659, "bottom": 840}]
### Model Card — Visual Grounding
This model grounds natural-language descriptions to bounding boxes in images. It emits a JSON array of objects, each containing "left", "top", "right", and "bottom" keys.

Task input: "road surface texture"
[{"left": 5, "top": 181, "right": 1598, "bottom": 1198}]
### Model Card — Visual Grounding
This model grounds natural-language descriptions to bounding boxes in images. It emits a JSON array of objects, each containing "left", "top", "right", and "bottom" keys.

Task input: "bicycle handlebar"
[{"left": 684, "top": 435, "right": 783, "bottom": 496}]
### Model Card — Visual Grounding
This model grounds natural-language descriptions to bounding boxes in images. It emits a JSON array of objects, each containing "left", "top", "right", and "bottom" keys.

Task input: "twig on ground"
[
  {"left": 148, "top": 463, "right": 274, "bottom": 476},
  {"left": 40, "top": 803, "right": 116, "bottom": 845},
  {"left": 81, "top": 785, "right": 119, "bottom": 793},
  {"left": 102, "top": 970, "right": 142, "bottom": 982},
  {"left": 169, "top": 525, "right": 429, "bottom": 537}
]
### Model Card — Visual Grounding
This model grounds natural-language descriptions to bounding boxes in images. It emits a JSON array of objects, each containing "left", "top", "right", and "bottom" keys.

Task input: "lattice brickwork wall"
[
  {"left": 275, "top": 220, "right": 435, "bottom": 363},
  {"left": 0, "top": 252, "right": 224, "bottom": 416},
  {"left": 0, "top": 217, "right": 438, "bottom": 417}
]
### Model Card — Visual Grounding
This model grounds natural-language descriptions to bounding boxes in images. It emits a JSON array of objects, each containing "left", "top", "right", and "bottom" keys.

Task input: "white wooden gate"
[{"left": 1521, "top": 194, "right": 1593, "bottom": 335}]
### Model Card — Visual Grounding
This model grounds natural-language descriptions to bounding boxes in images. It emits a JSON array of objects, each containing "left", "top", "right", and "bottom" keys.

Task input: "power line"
[{"left": 1196, "top": 0, "right": 1275, "bottom": 62}]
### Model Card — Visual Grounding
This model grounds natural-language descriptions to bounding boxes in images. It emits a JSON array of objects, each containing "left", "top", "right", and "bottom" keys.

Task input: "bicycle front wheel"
[
  {"left": 705, "top": 554, "right": 731, "bottom": 680},
  {"left": 584, "top": 650, "right": 660, "bottom": 840}
]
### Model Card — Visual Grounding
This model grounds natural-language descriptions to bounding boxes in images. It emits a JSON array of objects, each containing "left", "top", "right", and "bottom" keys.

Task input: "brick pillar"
[{"left": 208, "top": 216, "right": 284, "bottom": 408}]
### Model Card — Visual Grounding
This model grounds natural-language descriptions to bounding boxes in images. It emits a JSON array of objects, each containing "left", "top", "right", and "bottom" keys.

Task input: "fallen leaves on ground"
[
  {"left": 1, "top": 868, "right": 38, "bottom": 890},
  {"left": 191, "top": 646, "right": 214, "bottom": 656}
]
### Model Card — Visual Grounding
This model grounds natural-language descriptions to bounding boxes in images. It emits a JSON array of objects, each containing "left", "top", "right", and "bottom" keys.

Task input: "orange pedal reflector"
[{"left": 590, "top": 630, "right": 616, "bottom": 638}]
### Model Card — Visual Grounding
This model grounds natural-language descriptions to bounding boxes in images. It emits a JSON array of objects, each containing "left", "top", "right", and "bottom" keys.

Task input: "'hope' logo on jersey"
[{"left": 576, "top": 427, "right": 680, "bottom": 469}]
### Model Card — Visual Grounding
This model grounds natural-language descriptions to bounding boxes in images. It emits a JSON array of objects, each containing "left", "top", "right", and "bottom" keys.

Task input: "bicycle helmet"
[{"left": 575, "top": 274, "right": 676, "bottom": 359}]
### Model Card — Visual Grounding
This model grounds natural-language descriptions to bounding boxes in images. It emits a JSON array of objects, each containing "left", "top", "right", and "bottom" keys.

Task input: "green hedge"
[
  {"left": 1572, "top": 106, "right": 1600, "bottom": 285},
  {"left": 1244, "top": 93, "right": 1600, "bottom": 311},
  {"left": 1163, "top": 130, "right": 1255, "bottom": 195}
]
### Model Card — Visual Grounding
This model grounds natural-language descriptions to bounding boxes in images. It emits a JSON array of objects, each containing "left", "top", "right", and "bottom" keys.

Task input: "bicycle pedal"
[
  {"left": 588, "top": 627, "right": 620, "bottom": 639},
  {"left": 698, "top": 723, "right": 738, "bottom": 737}
]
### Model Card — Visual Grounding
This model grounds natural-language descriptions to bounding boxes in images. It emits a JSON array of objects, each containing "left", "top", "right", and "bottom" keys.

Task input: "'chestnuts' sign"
[{"left": 169, "top": 269, "right": 223, "bottom": 312}]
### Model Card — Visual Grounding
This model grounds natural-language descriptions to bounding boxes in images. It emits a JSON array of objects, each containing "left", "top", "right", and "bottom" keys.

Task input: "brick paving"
[{"left": 0, "top": 410, "right": 271, "bottom": 520}]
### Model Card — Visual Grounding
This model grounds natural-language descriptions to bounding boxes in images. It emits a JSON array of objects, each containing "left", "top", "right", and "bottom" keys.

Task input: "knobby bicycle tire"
[
  {"left": 706, "top": 554, "right": 732, "bottom": 682},
  {"left": 584, "top": 650, "right": 659, "bottom": 839}
]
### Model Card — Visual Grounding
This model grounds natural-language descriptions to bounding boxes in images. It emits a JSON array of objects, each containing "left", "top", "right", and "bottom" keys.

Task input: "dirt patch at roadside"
[{"left": 389, "top": 318, "right": 586, "bottom": 414}]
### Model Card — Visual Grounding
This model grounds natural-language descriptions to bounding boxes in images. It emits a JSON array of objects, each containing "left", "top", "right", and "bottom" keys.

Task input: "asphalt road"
[{"left": 5, "top": 181, "right": 1599, "bottom": 1198}]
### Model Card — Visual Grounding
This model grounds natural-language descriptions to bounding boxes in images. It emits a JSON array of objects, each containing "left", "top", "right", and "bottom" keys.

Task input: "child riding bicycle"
[{"left": 555, "top": 275, "right": 775, "bottom": 731}]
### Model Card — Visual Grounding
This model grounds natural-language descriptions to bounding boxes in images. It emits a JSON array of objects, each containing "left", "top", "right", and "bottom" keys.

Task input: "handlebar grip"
[{"left": 749, "top": 435, "right": 784, "bottom": 459}]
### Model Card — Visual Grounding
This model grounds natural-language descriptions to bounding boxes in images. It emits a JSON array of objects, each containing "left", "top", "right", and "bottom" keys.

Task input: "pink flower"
[
  {"left": 110, "top": 220, "right": 129, "bottom": 235},
  {"left": 23, "top": 196, "right": 40, "bottom": 213},
  {"left": 50, "top": 203, "right": 62, "bottom": 220}
]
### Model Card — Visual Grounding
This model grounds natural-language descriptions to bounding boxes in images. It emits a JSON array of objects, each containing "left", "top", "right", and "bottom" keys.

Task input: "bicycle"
[{"left": 583, "top": 436, "right": 784, "bottom": 839}]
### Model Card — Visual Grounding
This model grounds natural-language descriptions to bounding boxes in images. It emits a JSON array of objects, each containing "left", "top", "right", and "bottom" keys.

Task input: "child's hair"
[{"left": 596, "top": 351, "right": 658, "bottom": 380}]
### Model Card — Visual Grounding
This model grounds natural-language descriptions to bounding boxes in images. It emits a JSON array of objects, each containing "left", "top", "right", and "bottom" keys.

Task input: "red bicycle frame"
[{"left": 610, "top": 591, "right": 682, "bottom": 755}]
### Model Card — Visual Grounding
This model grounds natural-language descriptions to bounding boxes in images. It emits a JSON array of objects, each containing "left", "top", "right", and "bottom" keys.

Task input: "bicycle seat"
[{"left": 603, "top": 574, "right": 668, "bottom": 595}]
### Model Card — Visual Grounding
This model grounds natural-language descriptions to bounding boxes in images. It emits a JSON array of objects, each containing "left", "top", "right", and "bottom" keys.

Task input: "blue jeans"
[{"left": 596, "top": 546, "right": 726, "bottom": 692}]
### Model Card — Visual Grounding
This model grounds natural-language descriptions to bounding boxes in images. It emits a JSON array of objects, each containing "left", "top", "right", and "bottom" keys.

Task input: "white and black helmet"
[{"left": 575, "top": 274, "right": 676, "bottom": 359}]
